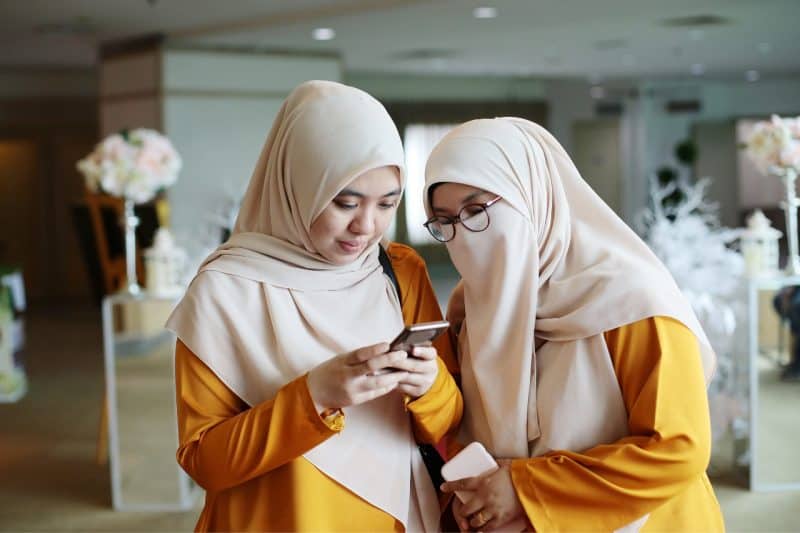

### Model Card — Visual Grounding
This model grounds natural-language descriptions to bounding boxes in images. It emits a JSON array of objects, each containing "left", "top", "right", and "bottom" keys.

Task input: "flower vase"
[
  {"left": 779, "top": 167, "right": 800, "bottom": 276},
  {"left": 122, "top": 198, "right": 141, "bottom": 295}
]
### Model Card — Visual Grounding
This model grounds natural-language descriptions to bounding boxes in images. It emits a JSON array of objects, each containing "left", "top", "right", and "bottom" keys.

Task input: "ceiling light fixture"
[
  {"left": 473, "top": 6, "right": 497, "bottom": 19},
  {"left": 757, "top": 42, "right": 772, "bottom": 54},
  {"left": 691, "top": 63, "right": 705, "bottom": 76},
  {"left": 746, "top": 70, "right": 760, "bottom": 82},
  {"left": 312, "top": 28, "right": 335, "bottom": 41}
]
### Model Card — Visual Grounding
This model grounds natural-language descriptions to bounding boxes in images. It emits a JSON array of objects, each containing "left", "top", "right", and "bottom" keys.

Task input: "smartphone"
[
  {"left": 369, "top": 320, "right": 450, "bottom": 376},
  {"left": 441, "top": 442, "right": 528, "bottom": 532},
  {"left": 440, "top": 442, "right": 499, "bottom": 502},
  {"left": 389, "top": 320, "right": 450, "bottom": 352}
]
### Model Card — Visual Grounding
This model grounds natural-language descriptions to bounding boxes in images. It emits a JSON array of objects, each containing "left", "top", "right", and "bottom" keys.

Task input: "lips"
[{"left": 337, "top": 240, "right": 364, "bottom": 254}]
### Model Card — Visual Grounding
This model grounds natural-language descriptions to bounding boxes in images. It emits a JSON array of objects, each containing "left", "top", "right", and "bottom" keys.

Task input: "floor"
[{"left": 1, "top": 299, "right": 799, "bottom": 531}]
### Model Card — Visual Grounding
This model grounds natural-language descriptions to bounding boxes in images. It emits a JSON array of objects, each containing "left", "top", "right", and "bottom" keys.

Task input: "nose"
[{"left": 349, "top": 206, "right": 375, "bottom": 236}]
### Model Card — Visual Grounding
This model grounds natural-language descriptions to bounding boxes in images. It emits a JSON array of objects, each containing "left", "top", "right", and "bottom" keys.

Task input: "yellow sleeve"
[
  {"left": 510, "top": 316, "right": 712, "bottom": 532},
  {"left": 175, "top": 340, "right": 343, "bottom": 492},
  {"left": 388, "top": 242, "right": 463, "bottom": 443},
  {"left": 406, "top": 356, "right": 464, "bottom": 443}
]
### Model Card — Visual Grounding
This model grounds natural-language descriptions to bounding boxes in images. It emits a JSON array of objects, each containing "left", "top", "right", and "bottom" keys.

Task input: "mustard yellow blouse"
[
  {"left": 175, "top": 243, "right": 462, "bottom": 532},
  {"left": 511, "top": 316, "right": 724, "bottom": 532}
]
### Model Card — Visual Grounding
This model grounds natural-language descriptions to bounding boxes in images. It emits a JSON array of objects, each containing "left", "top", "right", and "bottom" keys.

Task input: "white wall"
[
  {"left": 161, "top": 49, "right": 341, "bottom": 236},
  {"left": 542, "top": 79, "right": 595, "bottom": 154},
  {"left": 632, "top": 76, "right": 800, "bottom": 226},
  {"left": 346, "top": 72, "right": 545, "bottom": 102}
]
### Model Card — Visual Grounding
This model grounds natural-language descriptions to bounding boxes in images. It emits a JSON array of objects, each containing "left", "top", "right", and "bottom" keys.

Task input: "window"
[{"left": 403, "top": 123, "right": 456, "bottom": 244}]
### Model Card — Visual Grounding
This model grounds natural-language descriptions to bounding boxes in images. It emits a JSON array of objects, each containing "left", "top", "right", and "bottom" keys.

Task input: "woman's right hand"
[{"left": 307, "top": 342, "right": 409, "bottom": 410}]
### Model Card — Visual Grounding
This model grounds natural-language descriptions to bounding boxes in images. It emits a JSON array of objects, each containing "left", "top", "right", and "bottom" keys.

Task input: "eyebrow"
[
  {"left": 336, "top": 188, "right": 401, "bottom": 198},
  {"left": 432, "top": 190, "right": 489, "bottom": 214}
]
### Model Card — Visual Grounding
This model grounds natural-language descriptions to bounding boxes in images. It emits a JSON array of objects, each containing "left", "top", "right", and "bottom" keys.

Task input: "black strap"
[
  {"left": 378, "top": 245, "right": 402, "bottom": 304},
  {"left": 378, "top": 245, "right": 446, "bottom": 488}
]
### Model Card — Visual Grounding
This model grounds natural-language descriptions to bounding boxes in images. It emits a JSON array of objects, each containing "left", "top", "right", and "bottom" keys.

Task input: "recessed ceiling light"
[
  {"left": 312, "top": 28, "right": 335, "bottom": 41},
  {"left": 473, "top": 6, "right": 497, "bottom": 19},
  {"left": 746, "top": 70, "right": 760, "bottom": 82},
  {"left": 691, "top": 63, "right": 705, "bottom": 76},
  {"left": 757, "top": 42, "right": 772, "bottom": 54}
]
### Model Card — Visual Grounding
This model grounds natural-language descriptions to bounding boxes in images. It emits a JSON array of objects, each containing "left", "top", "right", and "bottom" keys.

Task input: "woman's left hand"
[
  {"left": 441, "top": 460, "right": 525, "bottom": 531},
  {"left": 391, "top": 344, "right": 439, "bottom": 398}
]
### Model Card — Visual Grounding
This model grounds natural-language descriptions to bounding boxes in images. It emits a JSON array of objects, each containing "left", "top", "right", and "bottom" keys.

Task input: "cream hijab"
[
  {"left": 424, "top": 117, "right": 715, "bottom": 465},
  {"left": 167, "top": 81, "right": 438, "bottom": 531}
]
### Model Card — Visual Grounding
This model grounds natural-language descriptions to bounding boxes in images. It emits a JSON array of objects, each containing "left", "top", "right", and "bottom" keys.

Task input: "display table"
[
  {"left": 102, "top": 292, "right": 199, "bottom": 510},
  {"left": 747, "top": 275, "right": 800, "bottom": 492}
]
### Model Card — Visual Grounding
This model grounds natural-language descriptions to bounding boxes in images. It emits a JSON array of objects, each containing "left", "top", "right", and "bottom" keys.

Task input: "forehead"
[
  {"left": 338, "top": 165, "right": 401, "bottom": 195},
  {"left": 430, "top": 182, "right": 490, "bottom": 206}
]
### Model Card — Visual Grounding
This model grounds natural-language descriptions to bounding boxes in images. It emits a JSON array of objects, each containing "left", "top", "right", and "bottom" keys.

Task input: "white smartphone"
[
  {"left": 440, "top": 441, "right": 499, "bottom": 502},
  {"left": 441, "top": 442, "right": 528, "bottom": 532}
]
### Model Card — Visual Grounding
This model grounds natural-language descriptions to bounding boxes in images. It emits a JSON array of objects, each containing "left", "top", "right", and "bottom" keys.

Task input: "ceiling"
[{"left": 1, "top": 0, "right": 798, "bottom": 81}]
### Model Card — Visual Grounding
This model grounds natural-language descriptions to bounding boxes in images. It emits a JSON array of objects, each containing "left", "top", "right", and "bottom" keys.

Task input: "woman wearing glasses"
[
  {"left": 423, "top": 117, "right": 724, "bottom": 532},
  {"left": 166, "top": 81, "right": 462, "bottom": 531}
]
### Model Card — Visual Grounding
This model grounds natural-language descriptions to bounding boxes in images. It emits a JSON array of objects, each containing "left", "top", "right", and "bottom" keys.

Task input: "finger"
[
  {"left": 496, "top": 458, "right": 513, "bottom": 467},
  {"left": 409, "top": 345, "right": 437, "bottom": 360},
  {"left": 461, "top": 493, "right": 486, "bottom": 517},
  {"left": 483, "top": 517, "right": 504, "bottom": 531},
  {"left": 397, "top": 372, "right": 431, "bottom": 387},
  {"left": 452, "top": 499, "right": 470, "bottom": 532},
  {"left": 390, "top": 356, "right": 434, "bottom": 374},
  {"left": 468, "top": 509, "right": 491, "bottom": 530},
  {"left": 363, "top": 350, "right": 408, "bottom": 373},
  {"left": 441, "top": 476, "right": 483, "bottom": 493},
  {"left": 347, "top": 342, "right": 390, "bottom": 365},
  {"left": 353, "top": 383, "right": 399, "bottom": 404},
  {"left": 358, "top": 370, "right": 408, "bottom": 391}
]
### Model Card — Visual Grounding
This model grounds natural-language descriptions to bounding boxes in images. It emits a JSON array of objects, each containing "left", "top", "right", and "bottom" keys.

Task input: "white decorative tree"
[{"left": 638, "top": 174, "right": 749, "bottom": 469}]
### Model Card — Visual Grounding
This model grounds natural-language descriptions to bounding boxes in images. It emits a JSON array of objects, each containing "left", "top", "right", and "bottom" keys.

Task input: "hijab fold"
[
  {"left": 425, "top": 119, "right": 715, "bottom": 533},
  {"left": 167, "top": 81, "right": 439, "bottom": 531}
]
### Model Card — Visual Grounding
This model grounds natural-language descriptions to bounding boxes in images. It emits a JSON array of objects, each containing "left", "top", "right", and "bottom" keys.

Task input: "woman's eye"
[
  {"left": 379, "top": 201, "right": 397, "bottom": 209},
  {"left": 334, "top": 200, "right": 358, "bottom": 210}
]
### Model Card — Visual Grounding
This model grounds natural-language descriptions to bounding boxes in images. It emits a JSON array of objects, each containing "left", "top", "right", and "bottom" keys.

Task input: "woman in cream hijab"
[
  {"left": 167, "top": 80, "right": 462, "bottom": 532},
  {"left": 424, "top": 118, "right": 724, "bottom": 532}
]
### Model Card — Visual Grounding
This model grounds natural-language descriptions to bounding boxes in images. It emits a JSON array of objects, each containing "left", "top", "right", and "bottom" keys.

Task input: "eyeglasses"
[{"left": 424, "top": 196, "right": 502, "bottom": 242}]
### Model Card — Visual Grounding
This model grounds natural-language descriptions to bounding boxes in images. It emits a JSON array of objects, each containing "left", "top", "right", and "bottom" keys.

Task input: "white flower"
[
  {"left": 746, "top": 114, "right": 800, "bottom": 174},
  {"left": 75, "top": 128, "right": 181, "bottom": 204}
]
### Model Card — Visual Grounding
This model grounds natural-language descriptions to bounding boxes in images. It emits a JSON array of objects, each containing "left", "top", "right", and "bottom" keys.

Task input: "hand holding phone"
[
  {"left": 369, "top": 320, "right": 450, "bottom": 378},
  {"left": 441, "top": 442, "right": 528, "bottom": 532}
]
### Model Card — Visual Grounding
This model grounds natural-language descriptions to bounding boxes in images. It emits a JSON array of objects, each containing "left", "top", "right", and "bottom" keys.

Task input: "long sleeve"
[
  {"left": 389, "top": 242, "right": 463, "bottom": 443},
  {"left": 510, "top": 316, "right": 722, "bottom": 532},
  {"left": 175, "top": 340, "right": 342, "bottom": 493},
  {"left": 407, "top": 356, "right": 464, "bottom": 443}
]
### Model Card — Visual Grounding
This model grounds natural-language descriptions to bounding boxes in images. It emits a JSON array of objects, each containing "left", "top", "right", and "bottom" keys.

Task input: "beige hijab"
[
  {"left": 167, "top": 81, "right": 438, "bottom": 531},
  {"left": 424, "top": 117, "right": 715, "bottom": 482}
]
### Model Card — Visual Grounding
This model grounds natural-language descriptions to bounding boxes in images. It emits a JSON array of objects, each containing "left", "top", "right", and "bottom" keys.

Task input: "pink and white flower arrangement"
[
  {"left": 745, "top": 114, "right": 800, "bottom": 175},
  {"left": 77, "top": 129, "right": 182, "bottom": 204}
]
